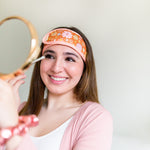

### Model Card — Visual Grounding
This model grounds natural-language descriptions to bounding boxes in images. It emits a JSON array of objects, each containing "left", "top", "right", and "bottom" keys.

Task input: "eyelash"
[
  {"left": 65, "top": 57, "right": 75, "bottom": 62},
  {"left": 44, "top": 54, "right": 75, "bottom": 62},
  {"left": 45, "top": 54, "right": 55, "bottom": 59}
]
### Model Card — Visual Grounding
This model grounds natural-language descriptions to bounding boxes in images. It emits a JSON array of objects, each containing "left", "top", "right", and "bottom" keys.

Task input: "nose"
[{"left": 51, "top": 58, "right": 64, "bottom": 73}]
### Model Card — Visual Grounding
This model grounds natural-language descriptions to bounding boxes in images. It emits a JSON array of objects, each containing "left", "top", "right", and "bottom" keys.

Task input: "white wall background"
[{"left": 0, "top": 0, "right": 150, "bottom": 149}]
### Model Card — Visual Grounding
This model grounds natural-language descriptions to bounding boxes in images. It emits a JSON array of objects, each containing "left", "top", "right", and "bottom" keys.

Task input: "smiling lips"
[{"left": 49, "top": 75, "right": 67, "bottom": 82}]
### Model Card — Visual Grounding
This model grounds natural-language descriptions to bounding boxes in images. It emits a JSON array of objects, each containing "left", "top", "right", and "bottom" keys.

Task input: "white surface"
[{"left": 112, "top": 135, "right": 150, "bottom": 150}]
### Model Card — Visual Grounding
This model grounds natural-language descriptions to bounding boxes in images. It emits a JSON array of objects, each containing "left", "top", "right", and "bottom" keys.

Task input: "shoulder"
[
  {"left": 61, "top": 102, "right": 113, "bottom": 150},
  {"left": 69, "top": 101, "right": 113, "bottom": 149},
  {"left": 77, "top": 101, "right": 112, "bottom": 120},
  {"left": 73, "top": 101, "right": 113, "bottom": 128},
  {"left": 81, "top": 101, "right": 108, "bottom": 112}
]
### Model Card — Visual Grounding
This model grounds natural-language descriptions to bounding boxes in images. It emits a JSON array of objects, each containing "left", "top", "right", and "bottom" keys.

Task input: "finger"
[
  {"left": 13, "top": 79, "right": 25, "bottom": 91},
  {"left": 8, "top": 74, "right": 26, "bottom": 86},
  {"left": 6, "top": 73, "right": 25, "bottom": 82}
]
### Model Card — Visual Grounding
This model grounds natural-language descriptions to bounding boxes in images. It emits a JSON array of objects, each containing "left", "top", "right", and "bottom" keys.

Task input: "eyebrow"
[
  {"left": 44, "top": 50, "right": 79, "bottom": 59},
  {"left": 63, "top": 52, "right": 79, "bottom": 58},
  {"left": 43, "top": 50, "right": 55, "bottom": 54}
]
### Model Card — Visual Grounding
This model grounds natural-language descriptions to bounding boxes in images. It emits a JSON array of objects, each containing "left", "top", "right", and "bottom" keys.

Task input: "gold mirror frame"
[{"left": 0, "top": 16, "right": 40, "bottom": 80}]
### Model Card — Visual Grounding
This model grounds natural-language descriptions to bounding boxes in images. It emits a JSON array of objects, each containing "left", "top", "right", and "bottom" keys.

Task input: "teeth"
[{"left": 51, "top": 76, "right": 66, "bottom": 81}]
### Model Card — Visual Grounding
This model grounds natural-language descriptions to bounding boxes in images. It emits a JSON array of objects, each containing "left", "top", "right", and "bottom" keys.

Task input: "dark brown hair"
[{"left": 20, "top": 27, "right": 99, "bottom": 115}]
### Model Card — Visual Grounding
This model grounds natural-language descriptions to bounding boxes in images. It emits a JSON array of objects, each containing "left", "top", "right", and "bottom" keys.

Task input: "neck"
[{"left": 46, "top": 92, "right": 81, "bottom": 110}]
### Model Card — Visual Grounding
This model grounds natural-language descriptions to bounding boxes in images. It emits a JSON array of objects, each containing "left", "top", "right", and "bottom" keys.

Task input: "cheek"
[
  {"left": 40, "top": 61, "right": 49, "bottom": 71},
  {"left": 40, "top": 62, "right": 44, "bottom": 73},
  {"left": 69, "top": 63, "right": 84, "bottom": 78},
  {"left": 40, "top": 62, "right": 50, "bottom": 84},
  {"left": 40, "top": 61, "right": 48, "bottom": 76}
]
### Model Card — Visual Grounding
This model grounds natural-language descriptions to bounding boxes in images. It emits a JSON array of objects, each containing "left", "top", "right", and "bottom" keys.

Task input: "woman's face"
[{"left": 40, "top": 44, "right": 84, "bottom": 96}]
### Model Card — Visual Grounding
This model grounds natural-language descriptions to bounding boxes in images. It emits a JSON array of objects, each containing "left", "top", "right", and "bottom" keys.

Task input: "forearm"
[
  {"left": 6, "top": 134, "right": 37, "bottom": 150},
  {"left": 6, "top": 136, "right": 23, "bottom": 150}
]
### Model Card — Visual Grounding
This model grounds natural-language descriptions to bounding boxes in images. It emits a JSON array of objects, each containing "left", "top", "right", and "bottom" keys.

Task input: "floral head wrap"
[{"left": 42, "top": 28, "right": 87, "bottom": 61}]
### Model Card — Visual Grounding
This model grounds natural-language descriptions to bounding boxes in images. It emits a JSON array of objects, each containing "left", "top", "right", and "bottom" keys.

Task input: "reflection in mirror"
[
  {"left": 0, "top": 19, "right": 30, "bottom": 74},
  {"left": 0, "top": 16, "right": 40, "bottom": 80}
]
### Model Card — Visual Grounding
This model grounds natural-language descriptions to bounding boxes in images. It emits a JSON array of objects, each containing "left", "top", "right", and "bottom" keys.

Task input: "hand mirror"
[{"left": 0, "top": 16, "right": 40, "bottom": 80}]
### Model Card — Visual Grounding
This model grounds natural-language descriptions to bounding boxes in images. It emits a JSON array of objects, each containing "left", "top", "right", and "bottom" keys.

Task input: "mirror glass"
[{"left": 0, "top": 19, "right": 31, "bottom": 74}]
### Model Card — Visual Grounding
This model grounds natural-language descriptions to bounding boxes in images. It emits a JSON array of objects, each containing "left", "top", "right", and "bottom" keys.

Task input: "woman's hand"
[
  {"left": 0, "top": 79, "right": 19, "bottom": 128},
  {"left": 6, "top": 74, "right": 26, "bottom": 108}
]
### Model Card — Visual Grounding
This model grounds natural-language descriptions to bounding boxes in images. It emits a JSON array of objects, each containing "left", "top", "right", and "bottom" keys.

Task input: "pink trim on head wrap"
[{"left": 42, "top": 28, "right": 87, "bottom": 61}]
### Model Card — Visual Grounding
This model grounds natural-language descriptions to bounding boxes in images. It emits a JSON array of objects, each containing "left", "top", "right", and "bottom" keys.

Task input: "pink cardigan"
[{"left": 17, "top": 101, "right": 113, "bottom": 150}]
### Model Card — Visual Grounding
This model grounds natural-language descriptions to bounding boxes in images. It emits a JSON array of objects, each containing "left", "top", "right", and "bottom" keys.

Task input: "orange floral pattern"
[{"left": 42, "top": 28, "right": 87, "bottom": 61}]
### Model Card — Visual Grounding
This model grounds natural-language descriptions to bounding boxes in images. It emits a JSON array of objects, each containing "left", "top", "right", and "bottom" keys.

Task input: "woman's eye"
[
  {"left": 45, "top": 54, "right": 55, "bottom": 59},
  {"left": 65, "top": 57, "right": 75, "bottom": 62}
]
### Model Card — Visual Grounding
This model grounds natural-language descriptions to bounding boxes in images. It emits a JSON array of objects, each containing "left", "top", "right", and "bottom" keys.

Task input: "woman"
[{"left": 0, "top": 27, "right": 113, "bottom": 150}]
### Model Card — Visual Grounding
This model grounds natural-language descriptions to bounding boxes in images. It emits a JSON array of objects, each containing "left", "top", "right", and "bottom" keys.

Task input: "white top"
[{"left": 30, "top": 118, "right": 72, "bottom": 150}]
